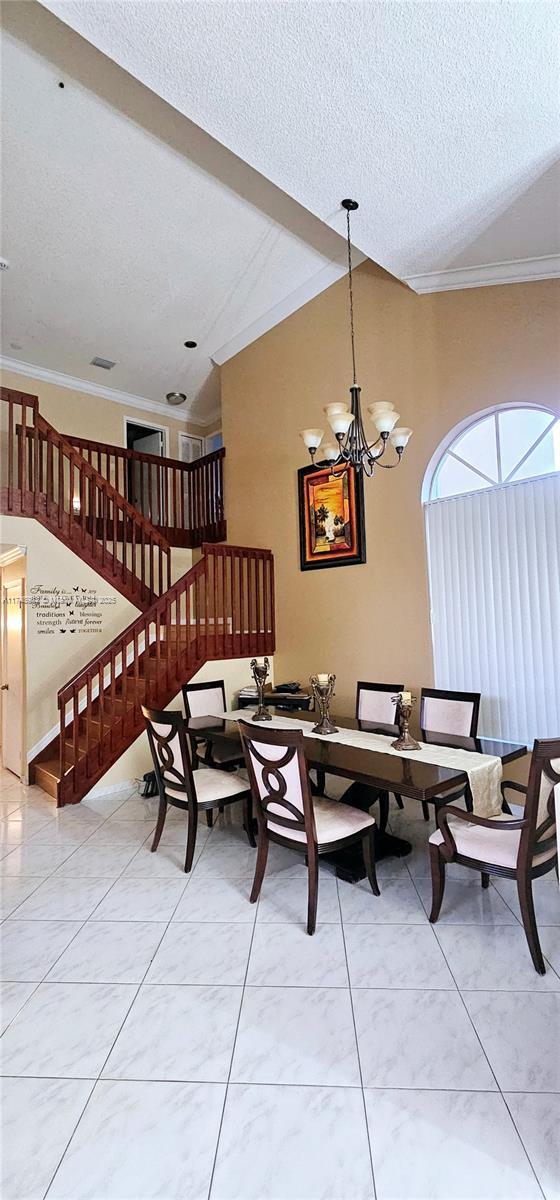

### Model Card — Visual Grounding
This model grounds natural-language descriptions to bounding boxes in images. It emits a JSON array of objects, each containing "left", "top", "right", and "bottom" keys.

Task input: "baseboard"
[{"left": 82, "top": 778, "right": 138, "bottom": 800}]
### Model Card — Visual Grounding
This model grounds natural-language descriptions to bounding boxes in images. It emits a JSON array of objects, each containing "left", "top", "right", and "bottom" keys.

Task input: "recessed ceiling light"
[
  {"left": 166, "top": 392, "right": 187, "bottom": 406},
  {"left": 90, "top": 356, "right": 116, "bottom": 370},
  {"left": 184, "top": 340, "right": 197, "bottom": 349}
]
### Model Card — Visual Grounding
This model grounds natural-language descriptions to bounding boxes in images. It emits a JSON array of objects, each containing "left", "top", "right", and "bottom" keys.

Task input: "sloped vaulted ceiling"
[{"left": 42, "top": 0, "right": 560, "bottom": 291}]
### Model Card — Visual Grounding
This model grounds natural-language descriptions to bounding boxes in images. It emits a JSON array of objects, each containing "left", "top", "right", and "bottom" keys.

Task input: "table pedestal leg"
[{"left": 325, "top": 783, "right": 412, "bottom": 883}]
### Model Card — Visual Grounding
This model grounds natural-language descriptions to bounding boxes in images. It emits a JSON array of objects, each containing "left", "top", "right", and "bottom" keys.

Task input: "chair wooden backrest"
[
  {"left": 238, "top": 720, "right": 316, "bottom": 845},
  {"left": 182, "top": 680, "right": 226, "bottom": 719},
  {"left": 521, "top": 738, "right": 559, "bottom": 866},
  {"left": 356, "top": 681, "right": 403, "bottom": 735},
  {"left": 420, "top": 687, "right": 480, "bottom": 740},
  {"left": 142, "top": 705, "right": 195, "bottom": 805}
]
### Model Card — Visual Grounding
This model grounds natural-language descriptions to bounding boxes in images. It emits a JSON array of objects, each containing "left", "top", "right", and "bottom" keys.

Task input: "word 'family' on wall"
[{"left": 28, "top": 584, "right": 116, "bottom": 636}]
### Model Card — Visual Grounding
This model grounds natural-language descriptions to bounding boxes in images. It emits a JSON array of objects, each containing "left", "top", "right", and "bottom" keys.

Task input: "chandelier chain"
[{"left": 346, "top": 207, "right": 357, "bottom": 386}]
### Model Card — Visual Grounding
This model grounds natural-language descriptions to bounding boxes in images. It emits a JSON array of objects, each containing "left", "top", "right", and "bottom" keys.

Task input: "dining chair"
[
  {"left": 239, "top": 720, "right": 379, "bottom": 935},
  {"left": 356, "top": 680, "right": 404, "bottom": 810},
  {"left": 418, "top": 686, "right": 481, "bottom": 821},
  {"left": 429, "top": 737, "right": 559, "bottom": 973},
  {"left": 182, "top": 679, "right": 245, "bottom": 824},
  {"left": 142, "top": 705, "right": 255, "bottom": 872}
]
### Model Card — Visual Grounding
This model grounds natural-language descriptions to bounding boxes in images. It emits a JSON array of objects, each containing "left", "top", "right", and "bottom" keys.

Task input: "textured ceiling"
[
  {"left": 42, "top": 0, "right": 560, "bottom": 284},
  {"left": 1, "top": 3, "right": 357, "bottom": 421}
]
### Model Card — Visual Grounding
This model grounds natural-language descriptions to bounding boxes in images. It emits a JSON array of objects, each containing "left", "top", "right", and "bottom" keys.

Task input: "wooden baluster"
[
  {"left": 121, "top": 636, "right": 128, "bottom": 729},
  {"left": 110, "top": 652, "right": 116, "bottom": 752},
  {"left": 149, "top": 539, "right": 154, "bottom": 599},
  {"left": 57, "top": 442, "right": 64, "bottom": 528},
  {"left": 98, "top": 662, "right": 104, "bottom": 760},
  {"left": 32, "top": 421, "right": 40, "bottom": 512},
  {"left": 69, "top": 459, "right": 75, "bottom": 542},
  {"left": 269, "top": 555, "right": 275, "bottom": 652},
  {"left": 256, "top": 552, "right": 262, "bottom": 653},
  {"left": 134, "top": 626, "right": 140, "bottom": 711},
  {"left": 7, "top": 398, "right": 14, "bottom": 511},
  {"left": 140, "top": 524, "right": 146, "bottom": 599},
  {"left": 73, "top": 685, "right": 79, "bottom": 793},
  {"left": 131, "top": 515, "right": 137, "bottom": 599},
  {"left": 80, "top": 470, "right": 87, "bottom": 546},
  {"left": 112, "top": 495, "right": 118, "bottom": 577},
  {"left": 85, "top": 673, "right": 91, "bottom": 777},
  {"left": 46, "top": 429, "right": 53, "bottom": 518},
  {"left": 58, "top": 696, "right": 66, "bottom": 797},
  {"left": 19, "top": 401, "right": 27, "bottom": 504}
]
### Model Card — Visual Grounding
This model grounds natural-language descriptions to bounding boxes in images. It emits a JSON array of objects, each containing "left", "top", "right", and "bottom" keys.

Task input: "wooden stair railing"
[
  {"left": 32, "top": 543, "right": 275, "bottom": 805},
  {"left": 63, "top": 433, "right": 226, "bottom": 547},
  {"left": 1, "top": 388, "right": 171, "bottom": 607}
]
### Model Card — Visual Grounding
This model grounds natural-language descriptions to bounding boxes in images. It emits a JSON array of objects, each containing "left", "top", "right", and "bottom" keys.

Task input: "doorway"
[
  {"left": 179, "top": 432, "right": 204, "bottom": 463},
  {"left": 1, "top": 551, "right": 26, "bottom": 780},
  {"left": 125, "top": 419, "right": 167, "bottom": 523}
]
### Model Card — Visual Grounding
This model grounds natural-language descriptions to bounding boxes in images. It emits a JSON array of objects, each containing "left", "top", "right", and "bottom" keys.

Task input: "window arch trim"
[{"left": 422, "top": 402, "right": 560, "bottom": 505}]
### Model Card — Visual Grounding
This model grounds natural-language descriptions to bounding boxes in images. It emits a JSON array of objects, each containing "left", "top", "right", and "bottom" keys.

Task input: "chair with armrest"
[
  {"left": 142, "top": 706, "right": 255, "bottom": 873},
  {"left": 182, "top": 679, "right": 245, "bottom": 826},
  {"left": 418, "top": 687, "right": 481, "bottom": 821},
  {"left": 429, "top": 737, "right": 559, "bottom": 973},
  {"left": 239, "top": 720, "right": 379, "bottom": 935}
]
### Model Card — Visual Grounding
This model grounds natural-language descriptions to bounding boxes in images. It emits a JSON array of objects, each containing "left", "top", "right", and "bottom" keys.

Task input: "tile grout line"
[
  {"left": 205, "top": 879, "right": 261, "bottom": 1200},
  {"left": 411, "top": 872, "right": 548, "bottom": 1199},
  {"left": 42, "top": 823, "right": 201, "bottom": 1198},
  {"left": 337, "top": 874, "right": 378, "bottom": 1200}
]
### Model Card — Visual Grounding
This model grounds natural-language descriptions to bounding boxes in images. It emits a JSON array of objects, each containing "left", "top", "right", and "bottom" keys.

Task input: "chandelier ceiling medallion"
[{"left": 300, "top": 199, "right": 412, "bottom": 477}]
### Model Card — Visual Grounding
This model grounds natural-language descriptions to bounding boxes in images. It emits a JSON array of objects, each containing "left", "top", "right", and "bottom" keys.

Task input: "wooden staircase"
[
  {"left": 1, "top": 389, "right": 170, "bottom": 606},
  {"left": 34, "top": 543, "right": 274, "bottom": 803},
  {"left": 1, "top": 389, "right": 275, "bottom": 806}
]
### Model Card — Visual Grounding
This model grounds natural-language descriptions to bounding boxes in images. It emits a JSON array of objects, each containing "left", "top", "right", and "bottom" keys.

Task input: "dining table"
[{"left": 184, "top": 709, "right": 527, "bottom": 882}]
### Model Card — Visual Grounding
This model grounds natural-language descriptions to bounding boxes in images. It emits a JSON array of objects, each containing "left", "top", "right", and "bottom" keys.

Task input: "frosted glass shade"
[
  {"left": 390, "top": 426, "right": 413, "bottom": 449},
  {"left": 323, "top": 403, "right": 348, "bottom": 416},
  {"left": 322, "top": 443, "right": 339, "bottom": 462},
  {"left": 367, "top": 401, "right": 395, "bottom": 416},
  {"left": 300, "top": 428, "right": 324, "bottom": 450},
  {"left": 328, "top": 410, "right": 355, "bottom": 436},
  {"left": 373, "top": 410, "right": 400, "bottom": 434}
]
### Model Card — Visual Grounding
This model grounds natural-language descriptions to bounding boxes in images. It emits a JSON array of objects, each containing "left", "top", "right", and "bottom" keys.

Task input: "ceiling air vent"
[{"left": 90, "top": 356, "right": 116, "bottom": 370}]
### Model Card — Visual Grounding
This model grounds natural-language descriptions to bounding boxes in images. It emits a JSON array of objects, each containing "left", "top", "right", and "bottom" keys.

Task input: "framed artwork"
[{"left": 297, "top": 462, "right": 366, "bottom": 570}]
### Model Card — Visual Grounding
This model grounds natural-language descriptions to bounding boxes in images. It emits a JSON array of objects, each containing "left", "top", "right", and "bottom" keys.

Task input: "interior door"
[
  {"left": 2, "top": 579, "right": 24, "bottom": 777},
  {"left": 179, "top": 434, "right": 204, "bottom": 463},
  {"left": 129, "top": 430, "right": 163, "bottom": 523}
]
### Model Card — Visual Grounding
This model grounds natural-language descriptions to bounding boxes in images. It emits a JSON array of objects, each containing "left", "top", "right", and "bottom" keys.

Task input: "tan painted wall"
[
  {"left": 0, "top": 515, "right": 139, "bottom": 755},
  {"left": 0, "top": 367, "right": 215, "bottom": 459},
  {"left": 221, "top": 265, "right": 560, "bottom": 768}
]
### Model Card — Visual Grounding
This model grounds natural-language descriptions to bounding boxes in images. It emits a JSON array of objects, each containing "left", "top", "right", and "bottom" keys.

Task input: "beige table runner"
[{"left": 213, "top": 709, "right": 504, "bottom": 818}]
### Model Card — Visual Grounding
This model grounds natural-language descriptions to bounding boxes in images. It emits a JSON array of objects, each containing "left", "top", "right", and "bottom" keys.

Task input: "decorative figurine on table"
[
  {"left": 391, "top": 689, "right": 421, "bottom": 751},
  {"left": 310, "top": 673, "right": 338, "bottom": 736},
  {"left": 250, "top": 657, "right": 272, "bottom": 722}
]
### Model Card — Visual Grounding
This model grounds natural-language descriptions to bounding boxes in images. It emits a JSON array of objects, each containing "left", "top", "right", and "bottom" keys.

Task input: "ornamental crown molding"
[
  {"left": 405, "top": 254, "right": 560, "bottom": 294},
  {"left": 0, "top": 356, "right": 220, "bottom": 428}
]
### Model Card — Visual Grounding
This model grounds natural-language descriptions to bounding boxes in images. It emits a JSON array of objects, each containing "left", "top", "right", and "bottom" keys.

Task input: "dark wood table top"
[{"left": 185, "top": 710, "right": 527, "bottom": 802}]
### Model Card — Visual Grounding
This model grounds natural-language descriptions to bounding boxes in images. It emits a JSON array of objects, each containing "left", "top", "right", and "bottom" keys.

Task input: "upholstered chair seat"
[
  {"left": 239, "top": 720, "right": 380, "bottom": 934},
  {"left": 429, "top": 738, "right": 559, "bottom": 974},
  {"left": 429, "top": 814, "right": 556, "bottom": 870},
  {"left": 182, "top": 679, "right": 245, "bottom": 827},
  {"left": 142, "top": 705, "right": 255, "bottom": 872},
  {"left": 165, "top": 768, "right": 249, "bottom": 808},
  {"left": 269, "top": 795, "right": 375, "bottom": 846}
]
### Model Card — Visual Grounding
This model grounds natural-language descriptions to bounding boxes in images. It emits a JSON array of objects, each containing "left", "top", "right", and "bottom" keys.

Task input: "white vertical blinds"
[{"left": 425, "top": 472, "right": 560, "bottom": 745}]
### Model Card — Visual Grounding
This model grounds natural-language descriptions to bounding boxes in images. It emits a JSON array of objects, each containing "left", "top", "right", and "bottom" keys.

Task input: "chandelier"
[{"left": 300, "top": 199, "right": 412, "bottom": 476}]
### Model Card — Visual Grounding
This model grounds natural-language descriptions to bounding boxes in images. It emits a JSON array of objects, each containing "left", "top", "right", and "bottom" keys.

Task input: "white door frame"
[
  {"left": 123, "top": 416, "right": 169, "bottom": 457},
  {"left": 178, "top": 432, "right": 204, "bottom": 462},
  {"left": 1, "top": 574, "right": 27, "bottom": 781}
]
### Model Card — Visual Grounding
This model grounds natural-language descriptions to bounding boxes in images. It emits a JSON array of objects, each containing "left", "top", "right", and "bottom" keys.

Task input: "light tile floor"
[{"left": 1, "top": 766, "right": 559, "bottom": 1200}]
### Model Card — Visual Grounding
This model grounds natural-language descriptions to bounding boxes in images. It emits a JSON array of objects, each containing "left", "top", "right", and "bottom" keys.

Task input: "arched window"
[
  {"left": 424, "top": 405, "right": 560, "bottom": 744},
  {"left": 427, "top": 406, "right": 560, "bottom": 502}
]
